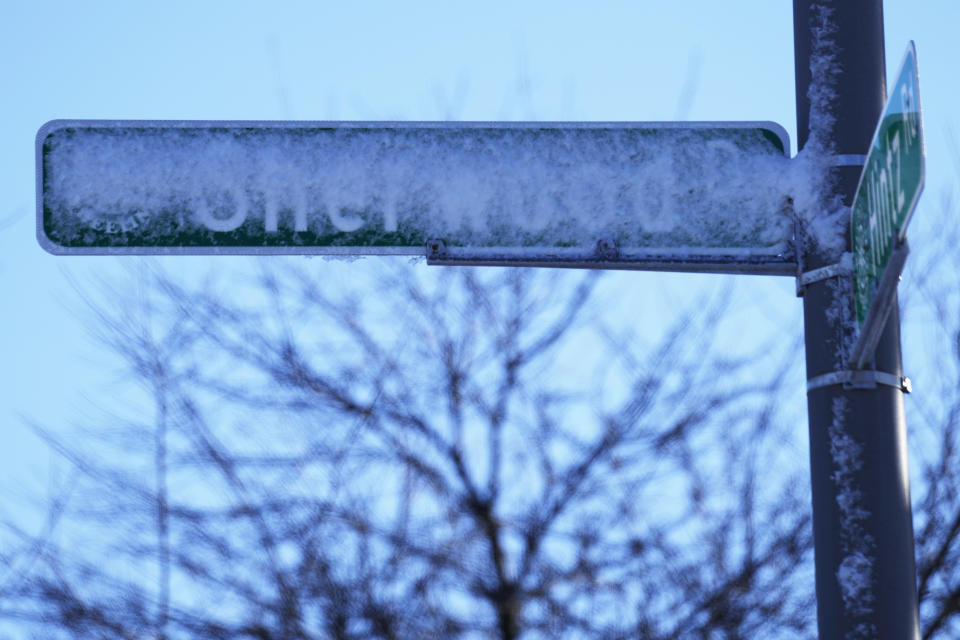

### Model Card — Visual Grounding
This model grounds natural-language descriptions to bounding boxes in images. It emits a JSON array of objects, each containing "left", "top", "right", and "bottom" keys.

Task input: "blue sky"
[{"left": 1, "top": 0, "right": 958, "bottom": 544}]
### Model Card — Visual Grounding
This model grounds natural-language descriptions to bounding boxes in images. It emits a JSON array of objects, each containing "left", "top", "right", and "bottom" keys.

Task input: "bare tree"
[
  {"left": 1, "top": 258, "right": 858, "bottom": 640},
  {"left": 901, "top": 180, "right": 960, "bottom": 640}
]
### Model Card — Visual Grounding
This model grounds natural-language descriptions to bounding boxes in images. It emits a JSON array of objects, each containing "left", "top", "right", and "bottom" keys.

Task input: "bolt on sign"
[{"left": 37, "top": 120, "right": 794, "bottom": 274}]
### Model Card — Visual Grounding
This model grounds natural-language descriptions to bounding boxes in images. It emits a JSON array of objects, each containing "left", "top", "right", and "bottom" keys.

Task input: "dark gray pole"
[{"left": 793, "top": 1, "right": 920, "bottom": 638}]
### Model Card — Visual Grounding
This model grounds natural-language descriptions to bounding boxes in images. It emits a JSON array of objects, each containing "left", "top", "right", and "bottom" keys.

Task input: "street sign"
[
  {"left": 850, "top": 42, "right": 925, "bottom": 367},
  {"left": 37, "top": 120, "right": 794, "bottom": 274}
]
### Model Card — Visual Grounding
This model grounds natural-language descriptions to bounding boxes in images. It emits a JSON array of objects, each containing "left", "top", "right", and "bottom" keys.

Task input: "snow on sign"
[
  {"left": 849, "top": 42, "right": 925, "bottom": 367},
  {"left": 37, "top": 120, "right": 794, "bottom": 273}
]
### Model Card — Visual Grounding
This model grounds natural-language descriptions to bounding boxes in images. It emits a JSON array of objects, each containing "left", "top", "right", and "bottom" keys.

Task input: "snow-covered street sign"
[
  {"left": 37, "top": 120, "right": 793, "bottom": 274},
  {"left": 849, "top": 42, "right": 924, "bottom": 367}
]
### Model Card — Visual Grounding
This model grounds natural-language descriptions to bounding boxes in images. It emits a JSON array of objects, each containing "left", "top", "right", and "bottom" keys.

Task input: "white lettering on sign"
[
  {"left": 864, "top": 125, "right": 906, "bottom": 274},
  {"left": 196, "top": 189, "right": 249, "bottom": 232},
  {"left": 900, "top": 72, "right": 919, "bottom": 148},
  {"left": 859, "top": 67, "right": 921, "bottom": 285},
  {"left": 189, "top": 186, "right": 376, "bottom": 234},
  {"left": 264, "top": 190, "right": 309, "bottom": 233}
]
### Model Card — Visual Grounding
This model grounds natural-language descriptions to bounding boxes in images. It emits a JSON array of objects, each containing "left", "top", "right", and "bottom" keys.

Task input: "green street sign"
[
  {"left": 851, "top": 42, "right": 925, "bottom": 328},
  {"left": 37, "top": 120, "right": 794, "bottom": 274}
]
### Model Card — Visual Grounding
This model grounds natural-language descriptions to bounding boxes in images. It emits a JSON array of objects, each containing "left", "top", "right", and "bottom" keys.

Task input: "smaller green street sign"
[{"left": 851, "top": 42, "right": 924, "bottom": 328}]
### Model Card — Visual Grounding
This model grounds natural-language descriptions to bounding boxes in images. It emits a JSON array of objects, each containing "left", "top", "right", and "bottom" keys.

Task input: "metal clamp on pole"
[
  {"left": 830, "top": 154, "right": 868, "bottom": 168},
  {"left": 806, "top": 369, "right": 912, "bottom": 394},
  {"left": 796, "top": 252, "right": 853, "bottom": 297}
]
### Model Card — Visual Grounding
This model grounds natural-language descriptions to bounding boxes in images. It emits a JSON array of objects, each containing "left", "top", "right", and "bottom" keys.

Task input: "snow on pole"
[
  {"left": 828, "top": 397, "right": 876, "bottom": 636},
  {"left": 794, "top": 1, "right": 920, "bottom": 639}
]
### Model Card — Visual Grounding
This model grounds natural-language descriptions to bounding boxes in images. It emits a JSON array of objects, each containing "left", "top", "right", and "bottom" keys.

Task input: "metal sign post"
[{"left": 794, "top": 1, "right": 920, "bottom": 638}]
